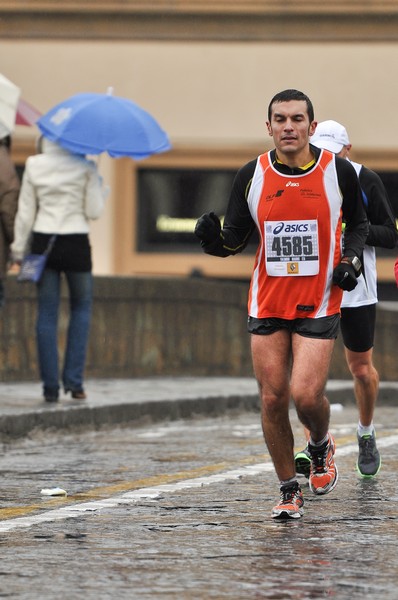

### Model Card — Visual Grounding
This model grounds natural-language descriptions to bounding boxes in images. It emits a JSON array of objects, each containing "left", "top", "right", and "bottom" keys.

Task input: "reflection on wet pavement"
[{"left": 0, "top": 407, "right": 398, "bottom": 598}]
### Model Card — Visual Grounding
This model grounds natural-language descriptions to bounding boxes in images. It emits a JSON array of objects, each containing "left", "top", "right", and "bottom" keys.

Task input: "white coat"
[{"left": 11, "top": 138, "right": 106, "bottom": 261}]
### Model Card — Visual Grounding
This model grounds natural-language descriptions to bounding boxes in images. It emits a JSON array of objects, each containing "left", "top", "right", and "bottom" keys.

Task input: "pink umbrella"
[{"left": 16, "top": 98, "right": 41, "bottom": 126}]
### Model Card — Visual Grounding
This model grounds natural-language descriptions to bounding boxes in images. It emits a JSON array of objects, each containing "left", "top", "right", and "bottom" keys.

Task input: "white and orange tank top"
[{"left": 247, "top": 149, "right": 344, "bottom": 319}]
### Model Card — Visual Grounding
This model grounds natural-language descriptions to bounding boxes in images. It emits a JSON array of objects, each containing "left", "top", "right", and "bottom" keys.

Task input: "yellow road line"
[
  {"left": 2, "top": 430, "right": 395, "bottom": 523},
  {"left": 0, "top": 456, "right": 266, "bottom": 521}
]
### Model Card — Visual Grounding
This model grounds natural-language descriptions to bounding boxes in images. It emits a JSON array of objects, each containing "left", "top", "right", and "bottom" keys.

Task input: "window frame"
[{"left": 113, "top": 145, "right": 265, "bottom": 279}]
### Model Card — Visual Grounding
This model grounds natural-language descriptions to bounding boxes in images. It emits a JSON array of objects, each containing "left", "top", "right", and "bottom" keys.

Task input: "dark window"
[{"left": 136, "top": 167, "right": 258, "bottom": 253}]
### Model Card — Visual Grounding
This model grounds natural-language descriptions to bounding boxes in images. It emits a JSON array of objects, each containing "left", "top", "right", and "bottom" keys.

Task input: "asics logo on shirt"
[
  {"left": 286, "top": 181, "right": 300, "bottom": 187},
  {"left": 272, "top": 222, "right": 310, "bottom": 234}
]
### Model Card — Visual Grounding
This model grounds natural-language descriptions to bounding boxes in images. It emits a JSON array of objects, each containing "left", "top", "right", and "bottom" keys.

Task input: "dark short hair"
[{"left": 268, "top": 89, "right": 314, "bottom": 123}]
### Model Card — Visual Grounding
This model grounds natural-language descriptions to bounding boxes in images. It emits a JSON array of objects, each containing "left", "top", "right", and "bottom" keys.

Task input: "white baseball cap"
[{"left": 311, "top": 120, "right": 350, "bottom": 153}]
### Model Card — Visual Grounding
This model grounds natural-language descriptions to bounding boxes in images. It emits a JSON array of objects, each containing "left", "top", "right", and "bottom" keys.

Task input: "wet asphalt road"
[{"left": 1, "top": 405, "right": 398, "bottom": 599}]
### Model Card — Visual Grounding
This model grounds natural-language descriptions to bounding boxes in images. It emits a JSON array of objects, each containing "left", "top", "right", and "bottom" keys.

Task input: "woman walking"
[{"left": 12, "top": 137, "right": 107, "bottom": 402}]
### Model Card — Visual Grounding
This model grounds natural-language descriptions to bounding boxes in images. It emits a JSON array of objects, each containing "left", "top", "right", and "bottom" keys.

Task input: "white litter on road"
[{"left": 40, "top": 488, "right": 68, "bottom": 497}]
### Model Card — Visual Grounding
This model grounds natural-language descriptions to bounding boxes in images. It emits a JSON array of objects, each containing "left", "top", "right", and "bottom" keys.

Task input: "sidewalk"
[{"left": 0, "top": 377, "right": 397, "bottom": 442}]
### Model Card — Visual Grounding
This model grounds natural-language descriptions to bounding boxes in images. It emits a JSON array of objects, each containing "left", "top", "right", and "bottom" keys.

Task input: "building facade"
[{"left": 2, "top": 1, "right": 397, "bottom": 281}]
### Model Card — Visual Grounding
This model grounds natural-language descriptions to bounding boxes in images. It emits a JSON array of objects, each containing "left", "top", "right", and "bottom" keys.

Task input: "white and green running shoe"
[{"left": 294, "top": 447, "right": 311, "bottom": 478}]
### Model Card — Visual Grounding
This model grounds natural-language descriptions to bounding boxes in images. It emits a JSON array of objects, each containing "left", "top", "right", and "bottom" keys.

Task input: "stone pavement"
[{"left": 0, "top": 377, "right": 397, "bottom": 442}]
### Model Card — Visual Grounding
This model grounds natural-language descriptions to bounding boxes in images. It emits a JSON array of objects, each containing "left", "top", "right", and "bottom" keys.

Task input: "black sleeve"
[
  {"left": 201, "top": 159, "right": 257, "bottom": 257},
  {"left": 335, "top": 157, "right": 369, "bottom": 258},
  {"left": 359, "top": 167, "right": 398, "bottom": 249}
]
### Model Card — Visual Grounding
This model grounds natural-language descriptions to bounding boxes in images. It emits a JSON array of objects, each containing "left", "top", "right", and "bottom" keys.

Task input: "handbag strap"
[{"left": 43, "top": 235, "right": 57, "bottom": 257}]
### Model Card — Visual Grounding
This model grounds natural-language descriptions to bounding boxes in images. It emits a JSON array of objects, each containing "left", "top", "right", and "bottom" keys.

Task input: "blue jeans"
[{"left": 36, "top": 269, "right": 93, "bottom": 396}]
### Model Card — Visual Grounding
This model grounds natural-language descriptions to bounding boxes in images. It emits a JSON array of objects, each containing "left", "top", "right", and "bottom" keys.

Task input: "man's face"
[
  {"left": 336, "top": 145, "right": 351, "bottom": 159},
  {"left": 266, "top": 99, "right": 317, "bottom": 155}
]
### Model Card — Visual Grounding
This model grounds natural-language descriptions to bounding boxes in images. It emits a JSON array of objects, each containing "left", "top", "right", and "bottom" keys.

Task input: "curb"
[
  {"left": 0, "top": 393, "right": 261, "bottom": 442},
  {"left": 0, "top": 381, "right": 397, "bottom": 443}
]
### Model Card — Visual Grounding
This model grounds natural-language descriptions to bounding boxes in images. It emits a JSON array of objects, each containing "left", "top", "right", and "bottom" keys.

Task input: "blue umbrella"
[{"left": 37, "top": 89, "right": 171, "bottom": 159}]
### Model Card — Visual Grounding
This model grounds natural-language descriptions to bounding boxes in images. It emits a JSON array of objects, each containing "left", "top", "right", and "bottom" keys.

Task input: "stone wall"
[{"left": 0, "top": 276, "right": 396, "bottom": 382}]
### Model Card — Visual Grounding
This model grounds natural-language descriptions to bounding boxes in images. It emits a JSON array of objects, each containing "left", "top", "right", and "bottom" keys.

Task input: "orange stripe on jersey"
[{"left": 247, "top": 150, "right": 343, "bottom": 320}]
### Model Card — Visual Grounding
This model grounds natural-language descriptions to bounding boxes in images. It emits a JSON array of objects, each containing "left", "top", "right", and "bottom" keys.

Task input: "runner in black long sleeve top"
[
  {"left": 200, "top": 145, "right": 368, "bottom": 260},
  {"left": 194, "top": 89, "right": 369, "bottom": 520}
]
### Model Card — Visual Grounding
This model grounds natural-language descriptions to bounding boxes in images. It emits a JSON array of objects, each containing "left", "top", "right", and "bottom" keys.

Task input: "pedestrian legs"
[
  {"left": 36, "top": 268, "right": 61, "bottom": 398},
  {"left": 62, "top": 271, "right": 93, "bottom": 393}
]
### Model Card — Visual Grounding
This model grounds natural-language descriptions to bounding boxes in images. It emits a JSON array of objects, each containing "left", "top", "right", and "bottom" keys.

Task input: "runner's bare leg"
[
  {"left": 252, "top": 332, "right": 335, "bottom": 482},
  {"left": 344, "top": 347, "right": 379, "bottom": 427},
  {"left": 291, "top": 334, "right": 334, "bottom": 442},
  {"left": 251, "top": 330, "right": 294, "bottom": 482}
]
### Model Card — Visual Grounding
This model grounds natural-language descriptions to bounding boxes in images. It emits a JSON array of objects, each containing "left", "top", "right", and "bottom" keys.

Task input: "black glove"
[
  {"left": 332, "top": 261, "right": 358, "bottom": 291},
  {"left": 194, "top": 212, "right": 221, "bottom": 244}
]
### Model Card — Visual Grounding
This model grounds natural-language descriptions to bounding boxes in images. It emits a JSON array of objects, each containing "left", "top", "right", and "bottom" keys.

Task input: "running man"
[{"left": 195, "top": 90, "right": 368, "bottom": 519}]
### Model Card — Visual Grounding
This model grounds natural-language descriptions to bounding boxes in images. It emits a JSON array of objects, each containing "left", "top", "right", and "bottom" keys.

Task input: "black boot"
[{"left": 44, "top": 387, "right": 59, "bottom": 403}]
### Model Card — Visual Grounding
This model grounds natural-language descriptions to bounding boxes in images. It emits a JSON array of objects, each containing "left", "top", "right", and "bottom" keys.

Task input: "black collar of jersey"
[{"left": 270, "top": 144, "right": 322, "bottom": 176}]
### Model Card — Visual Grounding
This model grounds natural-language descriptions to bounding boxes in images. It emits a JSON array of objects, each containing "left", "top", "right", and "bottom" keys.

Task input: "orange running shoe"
[
  {"left": 271, "top": 481, "right": 304, "bottom": 519},
  {"left": 308, "top": 434, "right": 338, "bottom": 495}
]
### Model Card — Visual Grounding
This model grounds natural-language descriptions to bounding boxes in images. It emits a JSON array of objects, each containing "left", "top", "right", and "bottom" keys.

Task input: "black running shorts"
[
  {"left": 340, "top": 304, "right": 376, "bottom": 352},
  {"left": 247, "top": 314, "right": 340, "bottom": 340}
]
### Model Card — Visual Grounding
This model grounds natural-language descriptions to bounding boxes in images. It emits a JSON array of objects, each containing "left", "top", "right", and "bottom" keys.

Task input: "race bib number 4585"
[{"left": 265, "top": 220, "right": 319, "bottom": 276}]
